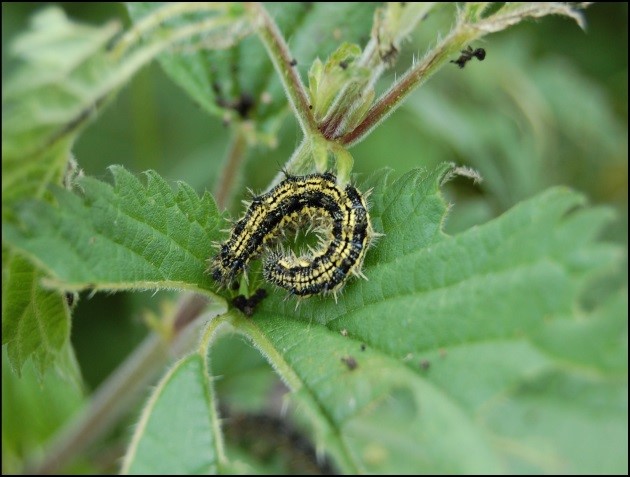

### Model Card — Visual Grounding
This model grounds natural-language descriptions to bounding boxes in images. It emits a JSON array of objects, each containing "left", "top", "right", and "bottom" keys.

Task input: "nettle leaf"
[
  {"left": 232, "top": 163, "right": 626, "bottom": 473},
  {"left": 2, "top": 343, "right": 84, "bottom": 473},
  {"left": 4, "top": 167, "right": 225, "bottom": 299},
  {"left": 1, "top": 251, "right": 71, "bottom": 376},
  {"left": 2, "top": 5, "right": 252, "bottom": 372},
  {"left": 2, "top": 6, "right": 123, "bottom": 374},
  {"left": 2, "top": 9, "right": 120, "bottom": 166},
  {"left": 126, "top": 3, "right": 377, "bottom": 135},
  {"left": 121, "top": 353, "right": 224, "bottom": 474}
]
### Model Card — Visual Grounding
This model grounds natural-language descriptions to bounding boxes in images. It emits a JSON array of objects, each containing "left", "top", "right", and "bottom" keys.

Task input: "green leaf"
[
  {"left": 1, "top": 5, "right": 122, "bottom": 374},
  {"left": 1, "top": 252, "right": 70, "bottom": 375},
  {"left": 126, "top": 3, "right": 377, "bottom": 135},
  {"left": 210, "top": 334, "right": 279, "bottom": 413},
  {"left": 2, "top": 344, "right": 84, "bottom": 474},
  {"left": 233, "top": 163, "right": 625, "bottom": 473},
  {"left": 401, "top": 34, "right": 627, "bottom": 211},
  {"left": 307, "top": 42, "right": 365, "bottom": 121},
  {"left": 121, "top": 353, "right": 224, "bottom": 474},
  {"left": 532, "top": 290, "right": 628, "bottom": 375},
  {"left": 4, "top": 166, "right": 226, "bottom": 298},
  {"left": 1, "top": 8, "right": 120, "bottom": 165},
  {"left": 2, "top": 4, "right": 233, "bottom": 373},
  {"left": 1, "top": 4, "right": 266, "bottom": 373}
]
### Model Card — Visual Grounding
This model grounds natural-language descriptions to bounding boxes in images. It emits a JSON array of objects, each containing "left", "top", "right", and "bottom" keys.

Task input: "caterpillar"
[{"left": 210, "top": 172, "right": 374, "bottom": 297}]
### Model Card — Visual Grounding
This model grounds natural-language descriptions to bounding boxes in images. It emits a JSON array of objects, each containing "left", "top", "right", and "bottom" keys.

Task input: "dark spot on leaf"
[
  {"left": 341, "top": 355, "right": 358, "bottom": 370},
  {"left": 232, "top": 295, "right": 248, "bottom": 313},
  {"left": 232, "top": 288, "right": 268, "bottom": 316}
]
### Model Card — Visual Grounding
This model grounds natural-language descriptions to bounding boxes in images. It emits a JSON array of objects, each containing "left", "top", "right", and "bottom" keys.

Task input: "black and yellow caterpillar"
[{"left": 210, "top": 172, "right": 374, "bottom": 297}]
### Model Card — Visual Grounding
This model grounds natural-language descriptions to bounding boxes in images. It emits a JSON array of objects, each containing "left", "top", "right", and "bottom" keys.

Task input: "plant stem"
[
  {"left": 245, "top": 2, "right": 318, "bottom": 136},
  {"left": 214, "top": 124, "right": 249, "bottom": 210},
  {"left": 341, "top": 29, "right": 471, "bottom": 147},
  {"left": 26, "top": 293, "right": 213, "bottom": 475},
  {"left": 340, "top": 2, "right": 587, "bottom": 147}
]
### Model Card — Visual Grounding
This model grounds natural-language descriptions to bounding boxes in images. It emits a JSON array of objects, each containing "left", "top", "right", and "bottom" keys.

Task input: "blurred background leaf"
[
  {"left": 127, "top": 3, "right": 377, "bottom": 142},
  {"left": 2, "top": 344, "right": 85, "bottom": 474},
  {"left": 1, "top": 3, "right": 125, "bottom": 377}
]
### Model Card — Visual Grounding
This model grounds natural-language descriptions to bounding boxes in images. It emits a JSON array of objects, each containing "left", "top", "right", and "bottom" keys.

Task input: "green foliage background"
[{"left": 2, "top": 2, "right": 627, "bottom": 474}]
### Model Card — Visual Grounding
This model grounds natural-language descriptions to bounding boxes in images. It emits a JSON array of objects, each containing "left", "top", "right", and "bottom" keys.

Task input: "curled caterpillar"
[{"left": 210, "top": 172, "right": 374, "bottom": 297}]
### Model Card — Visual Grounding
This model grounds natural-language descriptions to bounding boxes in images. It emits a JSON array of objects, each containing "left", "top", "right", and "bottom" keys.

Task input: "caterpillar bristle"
[{"left": 352, "top": 268, "right": 369, "bottom": 281}]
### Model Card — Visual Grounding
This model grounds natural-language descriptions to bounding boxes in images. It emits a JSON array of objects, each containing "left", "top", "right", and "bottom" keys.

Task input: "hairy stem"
[
  {"left": 245, "top": 2, "right": 318, "bottom": 136},
  {"left": 341, "top": 2, "right": 587, "bottom": 146},
  {"left": 214, "top": 124, "right": 249, "bottom": 210},
  {"left": 341, "top": 28, "right": 472, "bottom": 147}
]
